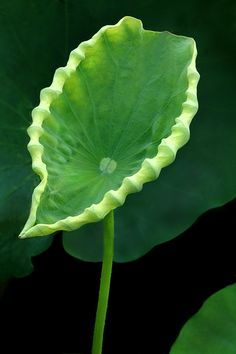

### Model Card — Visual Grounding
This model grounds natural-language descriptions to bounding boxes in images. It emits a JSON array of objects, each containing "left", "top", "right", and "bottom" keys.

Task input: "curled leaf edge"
[{"left": 19, "top": 16, "right": 200, "bottom": 238}]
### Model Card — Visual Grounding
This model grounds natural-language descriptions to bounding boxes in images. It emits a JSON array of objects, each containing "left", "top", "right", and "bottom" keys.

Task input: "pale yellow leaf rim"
[{"left": 19, "top": 16, "right": 200, "bottom": 238}]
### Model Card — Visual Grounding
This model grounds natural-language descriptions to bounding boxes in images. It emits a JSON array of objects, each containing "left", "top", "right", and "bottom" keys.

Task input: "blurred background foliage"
[
  {"left": 0, "top": 0, "right": 235, "bottom": 277},
  {"left": 0, "top": 0, "right": 235, "bottom": 353}
]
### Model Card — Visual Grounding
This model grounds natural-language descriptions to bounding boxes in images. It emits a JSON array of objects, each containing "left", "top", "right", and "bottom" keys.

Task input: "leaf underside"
[
  {"left": 170, "top": 283, "right": 236, "bottom": 354},
  {"left": 20, "top": 16, "right": 199, "bottom": 238}
]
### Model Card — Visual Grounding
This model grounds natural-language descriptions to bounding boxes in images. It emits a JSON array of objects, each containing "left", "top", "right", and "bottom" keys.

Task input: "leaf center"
[{"left": 99, "top": 157, "right": 117, "bottom": 175}]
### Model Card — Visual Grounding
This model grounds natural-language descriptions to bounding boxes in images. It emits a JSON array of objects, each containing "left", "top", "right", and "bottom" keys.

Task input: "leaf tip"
[{"left": 18, "top": 232, "right": 26, "bottom": 239}]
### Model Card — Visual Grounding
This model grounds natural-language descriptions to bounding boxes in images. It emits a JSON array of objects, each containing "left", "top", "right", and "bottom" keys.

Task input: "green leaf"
[
  {"left": 0, "top": 1, "right": 66, "bottom": 280},
  {"left": 0, "top": 221, "right": 52, "bottom": 281},
  {"left": 63, "top": 2, "right": 236, "bottom": 262},
  {"left": 170, "top": 283, "right": 236, "bottom": 354},
  {"left": 1, "top": 1, "right": 236, "bottom": 266},
  {"left": 19, "top": 16, "right": 199, "bottom": 239}
]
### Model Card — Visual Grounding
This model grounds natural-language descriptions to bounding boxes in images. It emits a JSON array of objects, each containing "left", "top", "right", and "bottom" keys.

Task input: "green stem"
[{"left": 92, "top": 210, "right": 114, "bottom": 354}]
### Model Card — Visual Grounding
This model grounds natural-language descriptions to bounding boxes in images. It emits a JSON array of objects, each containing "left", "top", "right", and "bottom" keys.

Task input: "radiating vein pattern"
[{"left": 35, "top": 18, "right": 193, "bottom": 224}]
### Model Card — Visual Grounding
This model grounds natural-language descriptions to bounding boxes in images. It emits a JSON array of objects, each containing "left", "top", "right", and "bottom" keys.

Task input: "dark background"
[
  {"left": 1, "top": 198, "right": 235, "bottom": 354},
  {"left": 0, "top": 0, "right": 236, "bottom": 353}
]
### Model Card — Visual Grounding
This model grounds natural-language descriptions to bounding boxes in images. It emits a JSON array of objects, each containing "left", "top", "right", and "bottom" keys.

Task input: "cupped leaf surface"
[{"left": 20, "top": 16, "right": 199, "bottom": 238}]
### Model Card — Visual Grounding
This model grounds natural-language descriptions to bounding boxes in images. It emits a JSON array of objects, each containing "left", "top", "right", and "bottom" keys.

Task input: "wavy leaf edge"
[{"left": 19, "top": 16, "right": 199, "bottom": 238}]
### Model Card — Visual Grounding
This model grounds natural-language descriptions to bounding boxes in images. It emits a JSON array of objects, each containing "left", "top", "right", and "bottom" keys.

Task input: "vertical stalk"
[{"left": 92, "top": 210, "right": 114, "bottom": 354}]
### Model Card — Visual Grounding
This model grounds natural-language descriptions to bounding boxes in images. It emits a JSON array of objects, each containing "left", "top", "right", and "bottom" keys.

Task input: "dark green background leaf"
[
  {"left": 63, "top": 0, "right": 236, "bottom": 261},
  {"left": 0, "top": 0, "right": 235, "bottom": 272},
  {"left": 0, "top": 1, "right": 70, "bottom": 280},
  {"left": 170, "top": 283, "right": 236, "bottom": 353},
  {"left": 0, "top": 220, "right": 52, "bottom": 281}
]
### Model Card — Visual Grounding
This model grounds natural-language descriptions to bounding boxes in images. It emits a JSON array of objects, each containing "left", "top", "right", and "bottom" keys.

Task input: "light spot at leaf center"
[{"left": 99, "top": 157, "right": 117, "bottom": 174}]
